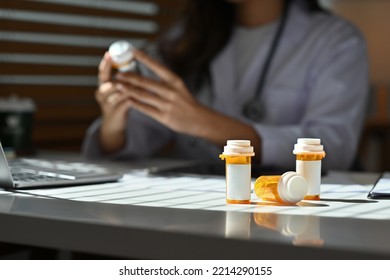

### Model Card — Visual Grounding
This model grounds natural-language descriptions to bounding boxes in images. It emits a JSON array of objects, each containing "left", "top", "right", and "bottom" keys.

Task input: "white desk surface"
[
  {"left": 7, "top": 171, "right": 385, "bottom": 220},
  {"left": 0, "top": 157, "right": 388, "bottom": 259}
]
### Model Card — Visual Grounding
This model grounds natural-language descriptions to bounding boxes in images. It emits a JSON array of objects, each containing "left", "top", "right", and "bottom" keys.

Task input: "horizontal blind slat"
[
  {"left": 27, "top": 0, "right": 159, "bottom": 16},
  {"left": 1, "top": 0, "right": 158, "bottom": 19},
  {"left": 0, "top": 32, "right": 147, "bottom": 49},
  {"left": 0, "top": 41, "right": 106, "bottom": 55},
  {"left": 0, "top": 64, "right": 97, "bottom": 75},
  {"left": 0, "top": 75, "right": 98, "bottom": 86},
  {"left": 0, "top": 8, "right": 159, "bottom": 33},
  {"left": 0, "top": 54, "right": 100, "bottom": 67}
]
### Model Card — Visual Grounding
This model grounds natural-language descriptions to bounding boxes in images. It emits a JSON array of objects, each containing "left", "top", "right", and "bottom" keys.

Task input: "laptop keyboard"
[
  {"left": 9, "top": 166, "right": 74, "bottom": 183},
  {"left": 10, "top": 158, "right": 109, "bottom": 175},
  {"left": 7, "top": 158, "right": 114, "bottom": 185},
  {"left": 8, "top": 158, "right": 78, "bottom": 184}
]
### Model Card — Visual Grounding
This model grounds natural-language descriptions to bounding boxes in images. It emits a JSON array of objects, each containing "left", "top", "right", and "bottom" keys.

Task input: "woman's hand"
[
  {"left": 115, "top": 49, "right": 261, "bottom": 155},
  {"left": 114, "top": 49, "right": 261, "bottom": 158},
  {"left": 115, "top": 49, "right": 202, "bottom": 135},
  {"left": 95, "top": 52, "right": 133, "bottom": 153}
]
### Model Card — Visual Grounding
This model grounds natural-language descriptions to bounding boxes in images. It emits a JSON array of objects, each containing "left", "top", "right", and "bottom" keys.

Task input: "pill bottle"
[
  {"left": 108, "top": 40, "right": 136, "bottom": 72},
  {"left": 293, "top": 138, "right": 326, "bottom": 200},
  {"left": 219, "top": 140, "right": 255, "bottom": 204},
  {"left": 254, "top": 171, "right": 308, "bottom": 204}
]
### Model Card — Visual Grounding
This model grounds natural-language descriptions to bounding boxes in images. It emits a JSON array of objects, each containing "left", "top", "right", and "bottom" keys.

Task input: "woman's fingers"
[
  {"left": 133, "top": 49, "right": 185, "bottom": 89},
  {"left": 108, "top": 93, "right": 133, "bottom": 111},
  {"left": 129, "top": 98, "right": 161, "bottom": 121},
  {"left": 115, "top": 73, "right": 177, "bottom": 101},
  {"left": 116, "top": 83, "right": 168, "bottom": 111},
  {"left": 98, "top": 52, "right": 112, "bottom": 85},
  {"left": 95, "top": 81, "right": 134, "bottom": 116},
  {"left": 95, "top": 82, "right": 116, "bottom": 104}
]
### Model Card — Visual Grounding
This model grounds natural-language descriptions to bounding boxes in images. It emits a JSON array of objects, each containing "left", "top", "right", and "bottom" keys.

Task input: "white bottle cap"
[
  {"left": 293, "top": 138, "right": 325, "bottom": 155},
  {"left": 222, "top": 140, "right": 255, "bottom": 156},
  {"left": 108, "top": 41, "right": 136, "bottom": 72},
  {"left": 278, "top": 171, "right": 308, "bottom": 204}
]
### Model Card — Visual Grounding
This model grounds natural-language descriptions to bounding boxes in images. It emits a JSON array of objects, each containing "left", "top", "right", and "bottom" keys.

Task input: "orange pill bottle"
[
  {"left": 254, "top": 171, "right": 308, "bottom": 204},
  {"left": 293, "top": 138, "right": 326, "bottom": 200},
  {"left": 219, "top": 140, "right": 255, "bottom": 204}
]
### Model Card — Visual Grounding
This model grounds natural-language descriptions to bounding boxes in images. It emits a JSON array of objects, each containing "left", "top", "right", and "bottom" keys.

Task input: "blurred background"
[{"left": 0, "top": 0, "right": 389, "bottom": 172}]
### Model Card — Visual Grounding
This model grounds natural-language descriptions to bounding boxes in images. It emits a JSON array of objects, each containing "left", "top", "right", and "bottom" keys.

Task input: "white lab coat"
[{"left": 82, "top": 2, "right": 369, "bottom": 171}]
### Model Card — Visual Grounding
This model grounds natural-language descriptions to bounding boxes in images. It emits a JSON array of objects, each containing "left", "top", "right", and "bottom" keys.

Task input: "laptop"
[{"left": 0, "top": 142, "right": 123, "bottom": 190}]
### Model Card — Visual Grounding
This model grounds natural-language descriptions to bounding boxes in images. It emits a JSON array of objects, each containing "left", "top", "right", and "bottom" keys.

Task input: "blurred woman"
[{"left": 82, "top": 0, "right": 368, "bottom": 170}]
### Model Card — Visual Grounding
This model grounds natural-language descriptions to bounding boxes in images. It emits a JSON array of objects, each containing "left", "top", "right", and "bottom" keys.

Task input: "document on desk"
[
  {"left": 12, "top": 171, "right": 390, "bottom": 220},
  {"left": 368, "top": 172, "right": 390, "bottom": 199}
]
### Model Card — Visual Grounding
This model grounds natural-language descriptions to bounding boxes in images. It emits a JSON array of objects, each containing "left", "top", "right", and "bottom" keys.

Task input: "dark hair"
[{"left": 157, "top": 0, "right": 324, "bottom": 89}]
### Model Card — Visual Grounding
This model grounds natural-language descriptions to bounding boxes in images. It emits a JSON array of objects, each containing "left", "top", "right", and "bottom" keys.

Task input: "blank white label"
[
  {"left": 296, "top": 160, "right": 321, "bottom": 196},
  {"left": 226, "top": 164, "right": 251, "bottom": 200}
]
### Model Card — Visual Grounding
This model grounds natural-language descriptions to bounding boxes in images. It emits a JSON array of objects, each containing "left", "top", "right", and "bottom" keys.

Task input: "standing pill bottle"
[
  {"left": 108, "top": 41, "right": 136, "bottom": 72},
  {"left": 293, "top": 138, "right": 326, "bottom": 200},
  {"left": 254, "top": 171, "right": 308, "bottom": 204},
  {"left": 219, "top": 140, "right": 255, "bottom": 204}
]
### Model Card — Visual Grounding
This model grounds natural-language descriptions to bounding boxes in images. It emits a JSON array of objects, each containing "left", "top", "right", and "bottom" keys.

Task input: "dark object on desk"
[
  {"left": 147, "top": 160, "right": 288, "bottom": 178},
  {"left": 0, "top": 142, "right": 122, "bottom": 190},
  {"left": 368, "top": 172, "right": 390, "bottom": 199}
]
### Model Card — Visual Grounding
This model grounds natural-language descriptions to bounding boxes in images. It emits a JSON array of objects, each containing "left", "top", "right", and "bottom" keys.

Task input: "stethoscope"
[{"left": 242, "top": 1, "right": 291, "bottom": 122}]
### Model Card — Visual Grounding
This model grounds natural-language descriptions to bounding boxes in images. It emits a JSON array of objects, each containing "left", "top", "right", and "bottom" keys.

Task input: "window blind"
[{"left": 0, "top": 0, "right": 180, "bottom": 151}]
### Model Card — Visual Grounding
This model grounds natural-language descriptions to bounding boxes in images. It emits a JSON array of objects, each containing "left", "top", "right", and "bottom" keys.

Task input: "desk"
[{"left": 0, "top": 156, "right": 389, "bottom": 259}]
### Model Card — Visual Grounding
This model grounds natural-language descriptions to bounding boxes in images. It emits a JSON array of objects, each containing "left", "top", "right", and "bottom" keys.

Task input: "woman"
[{"left": 82, "top": 0, "right": 368, "bottom": 170}]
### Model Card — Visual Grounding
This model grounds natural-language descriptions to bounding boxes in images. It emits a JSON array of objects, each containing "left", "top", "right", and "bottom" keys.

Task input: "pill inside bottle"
[
  {"left": 108, "top": 40, "right": 136, "bottom": 72},
  {"left": 254, "top": 171, "right": 308, "bottom": 204}
]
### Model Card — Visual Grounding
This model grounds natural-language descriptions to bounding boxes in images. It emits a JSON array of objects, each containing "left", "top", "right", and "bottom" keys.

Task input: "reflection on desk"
[{"left": 254, "top": 213, "right": 324, "bottom": 247}]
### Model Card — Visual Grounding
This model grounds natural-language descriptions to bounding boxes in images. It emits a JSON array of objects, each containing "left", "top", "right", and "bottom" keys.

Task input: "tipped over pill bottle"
[
  {"left": 254, "top": 171, "right": 308, "bottom": 204},
  {"left": 108, "top": 40, "right": 136, "bottom": 72},
  {"left": 293, "top": 138, "right": 326, "bottom": 200},
  {"left": 219, "top": 140, "right": 255, "bottom": 204}
]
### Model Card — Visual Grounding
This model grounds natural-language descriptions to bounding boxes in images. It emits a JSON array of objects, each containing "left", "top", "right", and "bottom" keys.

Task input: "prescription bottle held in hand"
[
  {"left": 108, "top": 41, "right": 136, "bottom": 72},
  {"left": 220, "top": 140, "right": 255, "bottom": 204}
]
